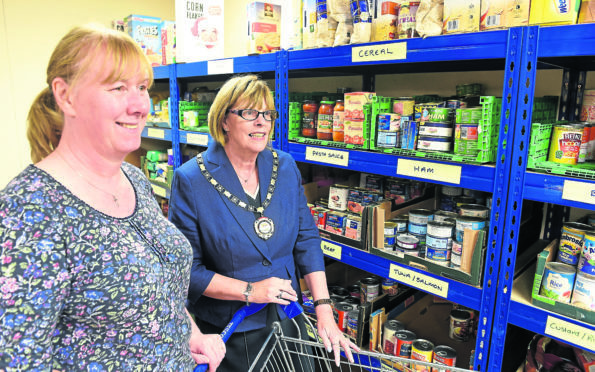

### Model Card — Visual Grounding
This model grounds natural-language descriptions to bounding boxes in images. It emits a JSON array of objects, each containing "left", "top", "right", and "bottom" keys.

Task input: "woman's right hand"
[{"left": 252, "top": 277, "right": 297, "bottom": 305}]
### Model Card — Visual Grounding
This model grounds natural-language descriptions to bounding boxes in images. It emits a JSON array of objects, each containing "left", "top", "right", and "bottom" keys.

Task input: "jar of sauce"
[
  {"left": 317, "top": 101, "right": 335, "bottom": 140},
  {"left": 302, "top": 100, "right": 318, "bottom": 138},
  {"left": 332, "top": 100, "right": 345, "bottom": 142}
]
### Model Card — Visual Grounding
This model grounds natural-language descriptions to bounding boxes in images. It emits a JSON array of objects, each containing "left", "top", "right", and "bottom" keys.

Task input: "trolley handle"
[{"left": 193, "top": 301, "right": 304, "bottom": 372}]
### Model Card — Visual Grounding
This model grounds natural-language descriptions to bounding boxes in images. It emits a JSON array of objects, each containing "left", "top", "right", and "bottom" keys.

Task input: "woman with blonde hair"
[
  {"left": 169, "top": 74, "right": 359, "bottom": 371},
  {"left": 0, "top": 24, "right": 225, "bottom": 371}
]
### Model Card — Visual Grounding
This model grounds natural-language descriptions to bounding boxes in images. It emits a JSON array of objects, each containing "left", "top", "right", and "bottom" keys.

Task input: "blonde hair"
[
  {"left": 208, "top": 74, "right": 275, "bottom": 146},
  {"left": 27, "top": 23, "right": 154, "bottom": 163}
]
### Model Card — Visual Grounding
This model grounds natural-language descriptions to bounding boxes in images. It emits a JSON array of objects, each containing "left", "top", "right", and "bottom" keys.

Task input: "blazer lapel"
[{"left": 204, "top": 144, "right": 271, "bottom": 258}]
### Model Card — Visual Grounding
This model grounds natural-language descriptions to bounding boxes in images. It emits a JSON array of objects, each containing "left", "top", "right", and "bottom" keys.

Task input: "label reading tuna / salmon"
[{"left": 562, "top": 180, "right": 595, "bottom": 205}]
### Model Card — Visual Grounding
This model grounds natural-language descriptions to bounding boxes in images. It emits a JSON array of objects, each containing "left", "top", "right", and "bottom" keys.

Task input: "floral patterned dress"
[{"left": 0, "top": 164, "right": 195, "bottom": 371}]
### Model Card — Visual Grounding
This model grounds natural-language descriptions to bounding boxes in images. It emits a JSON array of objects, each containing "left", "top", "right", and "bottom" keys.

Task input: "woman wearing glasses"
[{"left": 169, "top": 74, "right": 357, "bottom": 371}]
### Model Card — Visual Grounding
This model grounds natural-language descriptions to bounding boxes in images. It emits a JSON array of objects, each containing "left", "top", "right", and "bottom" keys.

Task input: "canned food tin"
[
  {"left": 331, "top": 286, "right": 349, "bottom": 298},
  {"left": 455, "top": 123, "right": 479, "bottom": 140},
  {"left": 348, "top": 284, "right": 360, "bottom": 299},
  {"left": 540, "top": 262, "right": 576, "bottom": 303},
  {"left": 441, "top": 186, "right": 463, "bottom": 197},
  {"left": 411, "top": 339, "right": 434, "bottom": 371},
  {"left": 334, "top": 302, "right": 354, "bottom": 332},
  {"left": 426, "top": 234, "right": 453, "bottom": 250},
  {"left": 408, "top": 222, "right": 428, "bottom": 235},
  {"left": 392, "top": 215, "right": 409, "bottom": 233},
  {"left": 447, "top": 100, "right": 464, "bottom": 109},
  {"left": 393, "top": 98, "right": 415, "bottom": 116},
  {"left": 571, "top": 271, "right": 595, "bottom": 310},
  {"left": 432, "top": 345, "right": 457, "bottom": 371},
  {"left": 397, "top": 234, "right": 420, "bottom": 251},
  {"left": 579, "top": 231, "right": 595, "bottom": 275},
  {"left": 409, "top": 209, "right": 434, "bottom": 225},
  {"left": 378, "top": 113, "right": 402, "bottom": 131},
  {"left": 360, "top": 277, "right": 381, "bottom": 304},
  {"left": 417, "top": 135, "right": 452, "bottom": 152},
  {"left": 455, "top": 216, "right": 486, "bottom": 242},
  {"left": 548, "top": 124, "right": 583, "bottom": 165},
  {"left": 558, "top": 222, "right": 595, "bottom": 266},
  {"left": 450, "top": 252, "right": 461, "bottom": 268},
  {"left": 452, "top": 240, "right": 463, "bottom": 255},
  {"left": 456, "top": 107, "right": 482, "bottom": 124},
  {"left": 344, "top": 296, "right": 360, "bottom": 305},
  {"left": 579, "top": 123, "right": 590, "bottom": 163},
  {"left": 385, "top": 221, "right": 398, "bottom": 248},
  {"left": 383, "top": 320, "right": 405, "bottom": 354},
  {"left": 345, "top": 215, "right": 362, "bottom": 240},
  {"left": 459, "top": 204, "right": 490, "bottom": 219},
  {"left": 395, "top": 329, "right": 417, "bottom": 358},
  {"left": 427, "top": 220, "right": 455, "bottom": 238},
  {"left": 434, "top": 210, "right": 459, "bottom": 223},
  {"left": 419, "top": 122, "right": 453, "bottom": 137},
  {"left": 427, "top": 108, "right": 454, "bottom": 123},
  {"left": 453, "top": 196, "right": 475, "bottom": 209},
  {"left": 347, "top": 310, "right": 359, "bottom": 338},
  {"left": 449, "top": 309, "right": 471, "bottom": 341},
  {"left": 330, "top": 294, "right": 346, "bottom": 303},
  {"left": 426, "top": 246, "right": 451, "bottom": 265},
  {"left": 382, "top": 278, "right": 399, "bottom": 296},
  {"left": 377, "top": 130, "right": 398, "bottom": 148}
]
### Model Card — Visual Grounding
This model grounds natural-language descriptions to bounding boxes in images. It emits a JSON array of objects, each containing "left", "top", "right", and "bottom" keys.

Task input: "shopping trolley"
[{"left": 195, "top": 301, "right": 476, "bottom": 372}]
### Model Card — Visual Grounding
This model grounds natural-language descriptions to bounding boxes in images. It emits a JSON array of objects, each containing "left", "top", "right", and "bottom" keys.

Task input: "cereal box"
[
  {"left": 247, "top": 2, "right": 282, "bottom": 54},
  {"left": 372, "top": 0, "right": 399, "bottom": 41},
  {"left": 161, "top": 20, "right": 176, "bottom": 65},
  {"left": 505, "top": 0, "right": 531, "bottom": 27},
  {"left": 529, "top": 0, "right": 581, "bottom": 25},
  {"left": 344, "top": 92, "right": 376, "bottom": 120},
  {"left": 303, "top": 0, "right": 318, "bottom": 48},
  {"left": 125, "top": 14, "right": 163, "bottom": 67},
  {"left": 175, "top": 0, "right": 224, "bottom": 63},
  {"left": 480, "top": 0, "right": 507, "bottom": 30},
  {"left": 443, "top": 0, "right": 480, "bottom": 34}
]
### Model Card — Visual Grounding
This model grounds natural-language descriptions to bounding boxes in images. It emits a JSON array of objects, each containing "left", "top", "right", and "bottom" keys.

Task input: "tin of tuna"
[
  {"left": 377, "top": 130, "right": 398, "bottom": 148},
  {"left": 459, "top": 204, "right": 490, "bottom": 219},
  {"left": 397, "top": 234, "right": 420, "bottom": 250},
  {"left": 408, "top": 221, "right": 428, "bottom": 235},
  {"left": 579, "top": 231, "right": 595, "bottom": 275},
  {"left": 452, "top": 240, "right": 463, "bottom": 255},
  {"left": 455, "top": 216, "right": 486, "bottom": 242},
  {"left": 378, "top": 113, "right": 402, "bottom": 131},
  {"left": 427, "top": 220, "right": 455, "bottom": 238},
  {"left": 426, "top": 234, "right": 452, "bottom": 250},
  {"left": 426, "top": 246, "right": 451, "bottom": 265},
  {"left": 409, "top": 209, "right": 434, "bottom": 225},
  {"left": 434, "top": 210, "right": 459, "bottom": 223},
  {"left": 391, "top": 215, "right": 409, "bottom": 233},
  {"left": 540, "top": 262, "right": 576, "bottom": 303}
]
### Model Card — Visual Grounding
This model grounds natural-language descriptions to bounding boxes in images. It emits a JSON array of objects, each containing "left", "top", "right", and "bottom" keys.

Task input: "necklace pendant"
[{"left": 254, "top": 216, "right": 274, "bottom": 240}]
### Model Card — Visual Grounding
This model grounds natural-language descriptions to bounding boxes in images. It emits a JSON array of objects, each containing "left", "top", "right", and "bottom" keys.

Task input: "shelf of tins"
[
  {"left": 489, "top": 24, "right": 595, "bottom": 371},
  {"left": 279, "top": 27, "right": 527, "bottom": 372},
  {"left": 321, "top": 238, "right": 483, "bottom": 310},
  {"left": 144, "top": 55, "right": 283, "bottom": 167}
]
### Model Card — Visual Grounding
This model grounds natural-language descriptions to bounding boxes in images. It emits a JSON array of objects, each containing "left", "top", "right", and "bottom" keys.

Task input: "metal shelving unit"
[
  {"left": 148, "top": 24, "right": 595, "bottom": 370},
  {"left": 488, "top": 24, "right": 595, "bottom": 371}
]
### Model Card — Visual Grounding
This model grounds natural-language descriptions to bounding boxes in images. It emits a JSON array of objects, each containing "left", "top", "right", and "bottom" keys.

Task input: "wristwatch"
[
  {"left": 243, "top": 282, "right": 253, "bottom": 306},
  {"left": 314, "top": 298, "right": 333, "bottom": 307}
]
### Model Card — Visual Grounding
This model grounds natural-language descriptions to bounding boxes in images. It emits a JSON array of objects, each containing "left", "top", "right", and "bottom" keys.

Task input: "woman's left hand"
[
  {"left": 315, "top": 307, "right": 360, "bottom": 367},
  {"left": 189, "top": 332, "right": 226, "bottom": 372}
]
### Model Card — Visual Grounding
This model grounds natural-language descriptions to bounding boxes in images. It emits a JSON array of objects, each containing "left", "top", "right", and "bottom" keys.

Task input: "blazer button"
[{"left": 262, "top": 259, "right": 271, "bottom": 266}]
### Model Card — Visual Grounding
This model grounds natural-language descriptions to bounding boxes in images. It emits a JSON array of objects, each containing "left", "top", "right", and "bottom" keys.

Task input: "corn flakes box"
[
  {"left": 529, "top": 0, "right": 581, "bottom": 25},
  {"left": 247, "top": 2, "right": 282, "bottom": 54},
  {"left": 175, "top": 0, "right": 224, "bottom": 63},
  {"left": 443, "top": 0, "right": 480, "bottom": 34},
  {"left": 125, "top": 14, "right": 163, "bottom": 67}
]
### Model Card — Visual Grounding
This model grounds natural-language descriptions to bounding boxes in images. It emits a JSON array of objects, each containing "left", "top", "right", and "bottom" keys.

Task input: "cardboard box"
[
  {"left": 125, "top": 14, "right": 163, "bottom": 67},
  {"left": 529, "top": 0, "right": 581, "bottom": 25},
  {"left": 175, "top": 0, "right": 224, "bottom": 62},
  {"left": 345, "top": 92, "right": 376, "bottom": 120},
  {"left": 480, "top": 0, "right": 507, "bottom": 30},
  {"left": 443, "top": 0, "right": 480, "bottom": 34},
  {"left": 161, "top": 20, "right": 176, "bottom": 65},
  {"left": 506, "top": 0, "right": 531, "bottom": 27},
  {"left": 579, "top": 0, "right": 595, "bottom": 23},
  {"left": 531, "top": 239, "right": 595, "bottom": 325},
  {"left": 247, "top": 2, "right": 282, "bottom": 54},
  {"left": 370, "top": 197, "right": 486, "bottom": 286}
]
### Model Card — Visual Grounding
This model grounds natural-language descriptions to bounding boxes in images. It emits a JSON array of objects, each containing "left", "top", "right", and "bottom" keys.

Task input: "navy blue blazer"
[{"left": 169, "top": 142, "right": 325, "bottom": 332}]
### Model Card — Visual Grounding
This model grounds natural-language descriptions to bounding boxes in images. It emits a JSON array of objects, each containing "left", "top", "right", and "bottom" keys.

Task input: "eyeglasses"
[{"left": 227, "top": 109, "right": 278, "bottom": 121}]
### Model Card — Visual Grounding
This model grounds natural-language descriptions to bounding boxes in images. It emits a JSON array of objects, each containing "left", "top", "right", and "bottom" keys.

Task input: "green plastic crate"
[
  {"left": 179, "top": 101, "right": 211, "bottom": 131},
  {"left": 288, "top": 101, "right": 372, "bottom": 150}
]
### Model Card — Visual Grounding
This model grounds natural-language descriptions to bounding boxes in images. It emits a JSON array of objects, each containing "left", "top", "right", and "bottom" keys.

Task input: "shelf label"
[
  {"left": 397, "top": 159, "right": 462, "bottom": 185},
  {"left": 389, "top": 264, "right": 449, "bottom": 298},
  {"left": 186, "top": 132, "right": 209, "bottom": 146},
  {"left": 321, "top": 240, "right": 342, "bottom": 260},
  {"left": 562, "top": 180, "right": 595, "bottom": 205},
  {"left": 208, "top": 59, "right": 234, "bottom": 75},
  {"left": 545, "top": 315, "right": 595, "bottom": 351},
  {"left": 151, "top": 184, "right": 167, "bottom": 198},
  {"left": 147, "top": 128, "right": 165, "bottom": 139},
  {"left": 352, "top": 42, "right": 407, "bottom": 63},
  {"left": 305, "top": 147, "right": 349, "bottom": 167}
]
